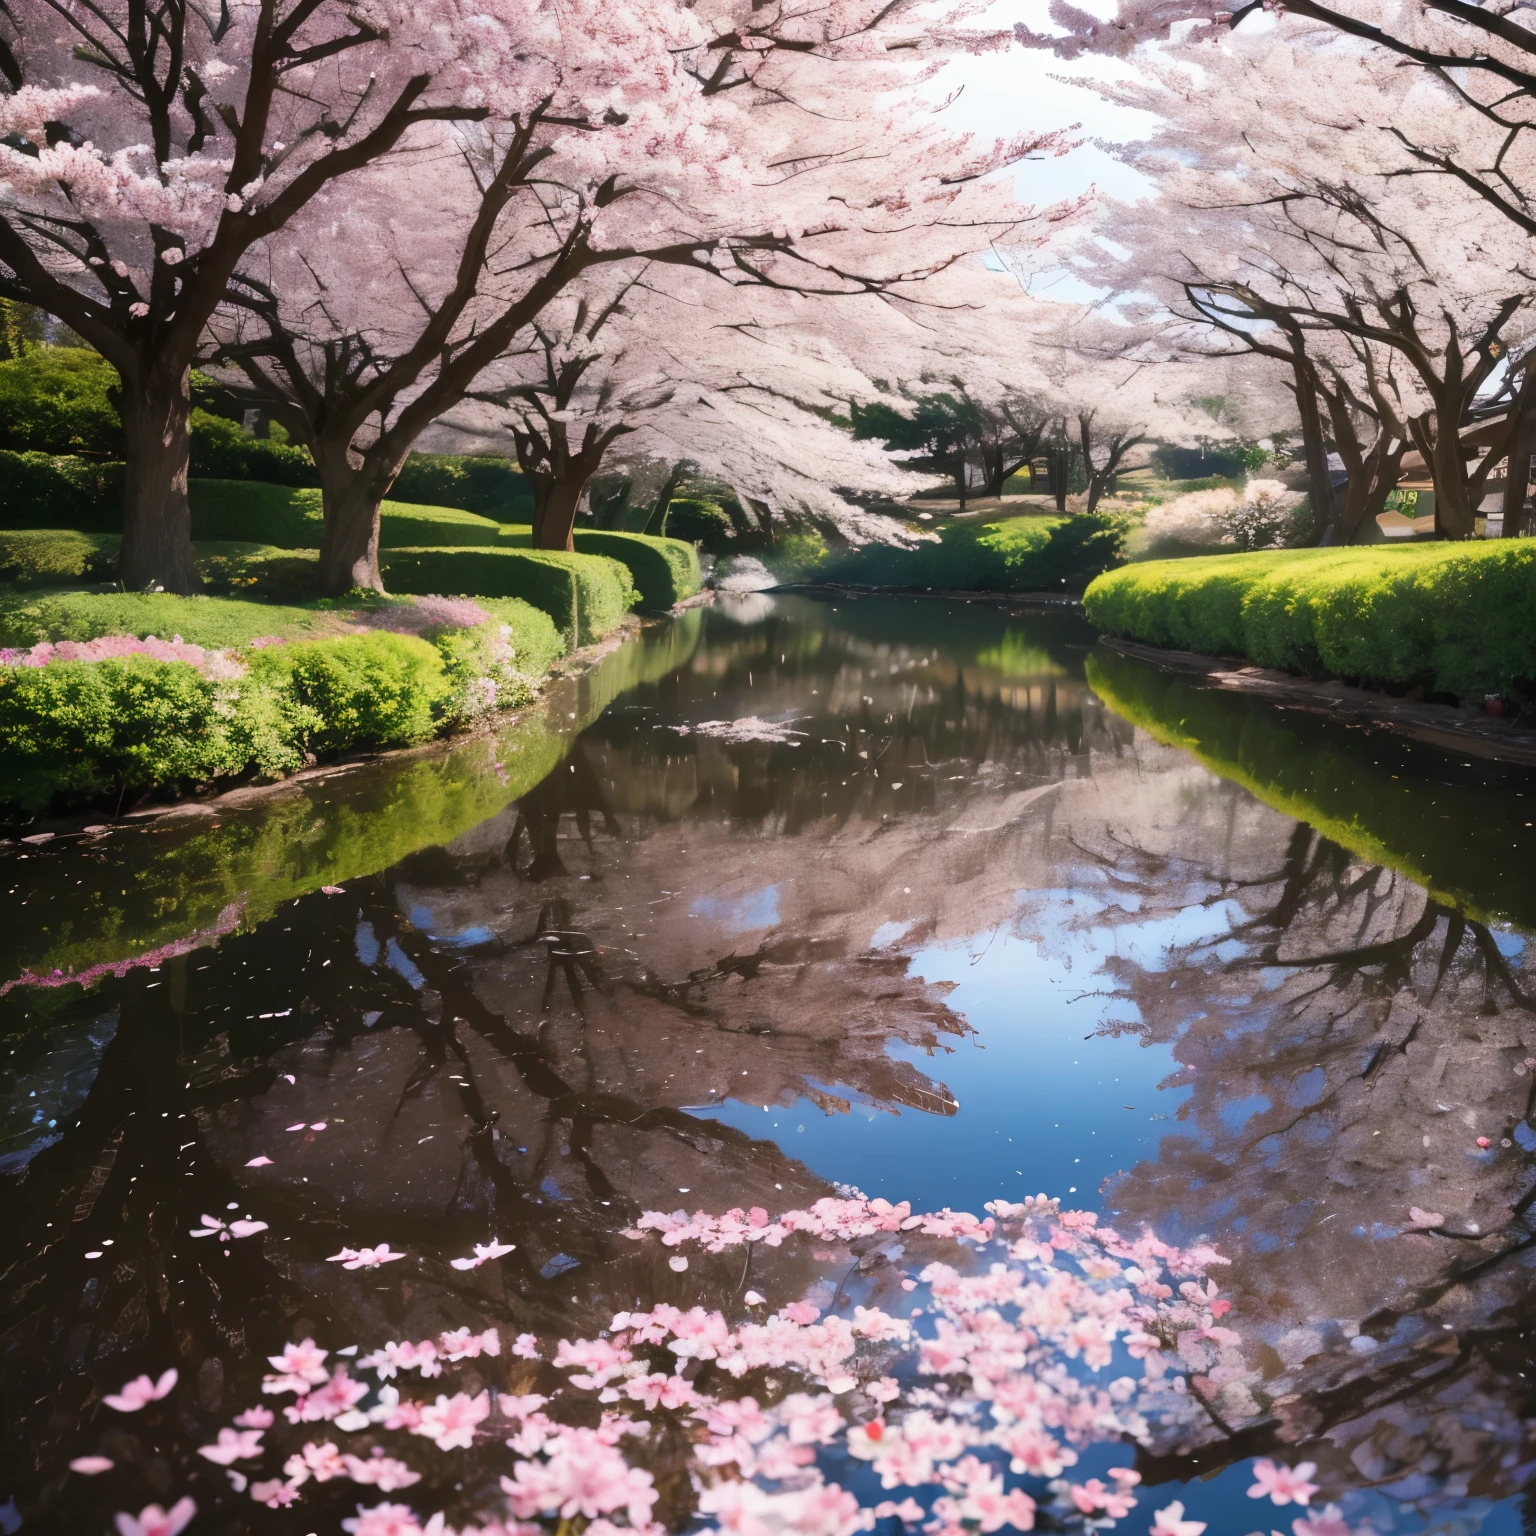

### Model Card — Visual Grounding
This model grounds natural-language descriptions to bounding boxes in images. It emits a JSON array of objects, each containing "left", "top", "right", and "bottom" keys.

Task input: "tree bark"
[
  {"left": 320, "top": 480, "right": 386, "bottom": 595},
  {"left": 1425, "top": 421, "right": 1477, "bottom": 538},
  {"left": 532, "top": 473, "right": 588, "bottom": 551},
  {"left": 643, "top": 460, "right": 689, "bottom": 536},
  {"left": 118, "top": 364, "right": 199, "bottom": 594},
  {"left": 1292, "top": 363, "right": 1340, "bottom": 544}
]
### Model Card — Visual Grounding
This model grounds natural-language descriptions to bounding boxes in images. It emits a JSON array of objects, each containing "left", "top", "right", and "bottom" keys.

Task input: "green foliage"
[
  {"left": 381, "top": 544, "right": 637, "bottom": 645},
  {"left": 0, "top": 655, "right": 247, "bottom": 812},
  {"left": 0, "top": 451, "right": 124, "bottom": 531},
  {"left": 0, "top": 529, "right": 119, "bottom": 587},
  {"left": 664, "top": 495, "right": 736, "bottom": 549},
  {"left": 0, "top": 347, "right": 122, "bottom": 456},
  {"left": 1083, "top": 541, "right": 1536, "bottom": 701},
  {"left": 0, "top": 631, "right": 457, "bottom": 814},
  {"left": 187, "top": 480, "right": 508, "bottom": 548},
  {"left": 768, "top": 526, "right": 830, "bottom": 579},
  {"left": 570, "top": 529, "right": 701, "bottom": 609},
  {"left": 245, "top": 632, "right": 449, "bottom": 762},
  {"left": 474, "top": 597, "right": 567, "bottom": 680},
  {"left": 0, "top": 587, "right": 352, "bottom": 650},
  {"left": 819, "top": 511, "right": 1125, "bottom": 594},
  {"left": 188, "top": 409, "right": 317, "bottom": 486},
  {"left": 195, "top": 540, "right": 326, "bottom": 602},
  {"left": 391, "top": 453, "right": 532, "bottom": 518}
]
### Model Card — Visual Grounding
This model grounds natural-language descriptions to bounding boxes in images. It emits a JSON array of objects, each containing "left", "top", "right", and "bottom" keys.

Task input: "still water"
[{"left": 4, "top": 593, "right": 1536, "bottom": 1536}]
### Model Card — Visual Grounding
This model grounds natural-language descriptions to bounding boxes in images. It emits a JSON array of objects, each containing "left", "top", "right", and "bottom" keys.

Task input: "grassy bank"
[
  {"left": 1, "top": 610, "right": 704, "bottom": 993},
  {"left": 1087, "top": 647, "right": 1536, "bottom": 926},
  {"left": 0, "top": 584, "right": 566, "bottom": 819},
  {"left": 812, "top": 510, "right": 1125, "bottom": 594},
  {"left": 1084, "top": 542, "right": 1536, "bottom": 702}
]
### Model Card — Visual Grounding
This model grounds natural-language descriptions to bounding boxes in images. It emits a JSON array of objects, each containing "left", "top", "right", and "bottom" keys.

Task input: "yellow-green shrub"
[{"left": 1084, "top": 542, "right": 1536, "bottom": 700}]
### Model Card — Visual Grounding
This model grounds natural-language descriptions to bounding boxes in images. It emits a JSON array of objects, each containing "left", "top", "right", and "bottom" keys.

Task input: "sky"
[{"left": 934, "top": 0, "right": 1162, "bottom": 210}]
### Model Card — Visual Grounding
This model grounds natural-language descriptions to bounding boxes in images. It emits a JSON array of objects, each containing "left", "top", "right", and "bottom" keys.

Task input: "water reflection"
[{"left": 3, "top": 595, "right": 1536, "bottom": 1536}]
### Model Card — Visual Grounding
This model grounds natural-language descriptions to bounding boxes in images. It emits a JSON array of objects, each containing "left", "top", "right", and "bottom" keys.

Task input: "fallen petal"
[
  {"left": 245, "top": 1156, "right": 274, "bottom": 1168},
  {"left": 69, "top": 1456, "right": 114, "bottom": 1475}
]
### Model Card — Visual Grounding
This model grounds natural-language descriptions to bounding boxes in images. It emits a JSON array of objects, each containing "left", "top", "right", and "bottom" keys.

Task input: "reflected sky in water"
[{"left": 5, "top": 592, "right": 1536, "bottom": 1536}]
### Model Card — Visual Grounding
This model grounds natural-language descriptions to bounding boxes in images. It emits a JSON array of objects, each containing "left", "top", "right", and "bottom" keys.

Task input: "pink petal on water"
[
  {"left": 668, "top": 1256, "right": 689, "bottom": 1272},
  {"left": 322, "top": 886, "right": 345, "bottom": 894},
  {"left": 245, "top": 1156, "right": 273, "bottom": 1168},
  {"left": 310, "top": 1122, "right": 327, "bottom": 1131},
  {"left": 285, "top": 1123, "right": 305, "bottom": 1132},
  {"left": 69, "top": 1456, "right": 114, "bottom": 1475}
]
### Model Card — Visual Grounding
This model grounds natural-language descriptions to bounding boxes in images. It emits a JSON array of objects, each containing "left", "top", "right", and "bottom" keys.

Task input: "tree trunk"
[
  {"left": 1429, "top": 425, "right": 1477, "bottom": 538},
  {"left": 319, "top": 478, "right": 386, "bottom": 595},
  {"left": 118, "top": 365, "right": 199, "bottom": 593},
  {"left": 1293, "top": 367, "right": 1339, "bottom": 544},
  {"left": 532, "top": 472, "right": 587, "bottom": 551},
  {"left": 1336, "top": 438, "right": 1405, "bottom": 546},
  {"left": 643, "top": 460, "right": 689, "bottom": 536}
]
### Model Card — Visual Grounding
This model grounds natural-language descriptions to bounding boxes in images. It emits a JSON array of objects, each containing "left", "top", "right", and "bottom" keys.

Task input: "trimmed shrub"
[
  {"left": 0, "top": 631, "right": 454, "bottom": 813},
  {"left": 0, "top": 528, "right": 119, "bottom": 586},
  {"left": 188, "top": 480, "right": 507, "bottom": 548},
  {"left": 0, "top": 654, "right": 248, "bottom": 812},
  {"left": 475, "top": 597, "right": 566, "bottom": 681},
  {"left": 571, "top": 529, "right": 701, "bottom": 609},
  {"left": 820, "top": 511, "right": 1126, "bottom": 594},
  {"left": 244, "top": 631, "right": 449, "bottom": 762},
  {"left": 0, "top": 587, "right": 351, "bottom": 651},
  {"left": 0, "top": 451, "right": 124, "bottom": 531},
  {"left": 381, "top": 545, "right": 637, "bottom": 645},
  {"left": 1084, "top": 541, "right": 1536, "bottom": 701}
]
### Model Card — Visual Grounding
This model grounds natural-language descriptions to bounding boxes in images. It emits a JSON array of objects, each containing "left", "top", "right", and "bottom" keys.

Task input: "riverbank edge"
[
  {"left": 8, "top": 595, "right": 712, "bottom": 838},
  {"left": 1099, "top": 634, "right": 1536, "bottom": 766}
]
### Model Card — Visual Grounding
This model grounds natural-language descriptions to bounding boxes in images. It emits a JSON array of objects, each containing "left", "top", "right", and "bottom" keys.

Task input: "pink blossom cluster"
[
  {"left": 0, "top": 633, "right": 246, "bottom": 677},
  {"left": 91, "top": 1195, "right": 1266, "bottom": 1536},
  {"left": 628, "top": 1196, "right": 996, "bottom": 1253},
  {"left": 353, "top": 596, "right": 495, "bottom": 635}
]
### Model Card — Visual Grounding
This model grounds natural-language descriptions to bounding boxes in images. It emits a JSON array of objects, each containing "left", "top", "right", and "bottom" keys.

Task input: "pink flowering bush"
[{"left": 77, "top": 1195, "right": 1249, "bottom": 1536}]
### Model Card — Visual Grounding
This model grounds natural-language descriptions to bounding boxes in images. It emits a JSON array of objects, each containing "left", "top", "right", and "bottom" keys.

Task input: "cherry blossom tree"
[
  {"left": 1064, "top": 24, "right": 1536, "bottom": 538},
  {"left": 436, "top": 266, "right": 946, "bottom": 548},
  {"left": 0, "top": 0, "right": 499, "bottom": 591},
  {"left": 207, "top": 0, "right": 1066, "bottom": 590}
]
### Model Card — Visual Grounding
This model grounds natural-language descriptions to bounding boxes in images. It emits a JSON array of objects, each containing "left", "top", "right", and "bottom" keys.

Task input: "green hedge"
[
  {"left": 391, "top": 453, "right": 532, "bottom": 518},
  {"left": 188, "top": 410, "right": 317, "bottom": 486},
  {"left": 573, "top": 529, "right": 700, "bottom": 609},
  {"left": 1083, "top": 542, "right": 1536, "bottom": 701},
  {"left": 381, "top": 545, "right": 637, "bottom": 645},
  {"left": 0, "top": 451, "right": 123, "bottom": 531},
  {"left": 818, "top": 512, "right": 1126, "bottom": 594},
  {"left": 0, "top": 631, "right": 451, "bottom": 814},
  {"left": 187, "top": 481, "right": 508, "bottom": 549}
]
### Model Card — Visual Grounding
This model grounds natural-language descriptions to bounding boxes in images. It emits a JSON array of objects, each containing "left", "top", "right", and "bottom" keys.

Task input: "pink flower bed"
[
  {"left": 66, "top": 1193, "right": 1328, "bottom": 1536},
  {"left": 350, "top": 596, "right": 494, "bottom": 636},
  {"left": 0, "top": 634, "right": 230, "bottom": 671}
]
